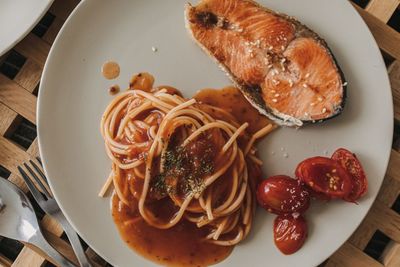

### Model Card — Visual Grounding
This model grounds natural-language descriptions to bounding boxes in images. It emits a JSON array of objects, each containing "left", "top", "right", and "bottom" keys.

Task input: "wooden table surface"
[{"left": 0, "top": 0, "right": 399, "bottom": 266}]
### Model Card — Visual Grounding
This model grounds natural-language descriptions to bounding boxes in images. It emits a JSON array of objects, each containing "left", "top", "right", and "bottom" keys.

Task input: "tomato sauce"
[
  {"left": 112, "top": 194, "right": 232, "bottom": 267},
  {"left": 194, "top": 86, "right": 273, "bottom": 134}
]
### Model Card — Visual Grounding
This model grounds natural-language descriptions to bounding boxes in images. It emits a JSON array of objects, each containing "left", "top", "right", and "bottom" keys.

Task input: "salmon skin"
[{"left": 185, "top": 0, "right": 346, "bottom": 127}]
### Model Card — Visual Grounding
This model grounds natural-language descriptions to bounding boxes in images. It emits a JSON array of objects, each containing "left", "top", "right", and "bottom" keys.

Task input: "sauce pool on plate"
[
  {"left": 194, "top": 86, "right": 273, "bottom": 134},
  {"left": 112, "top": 194, "right": 233, "bottom": 267}
]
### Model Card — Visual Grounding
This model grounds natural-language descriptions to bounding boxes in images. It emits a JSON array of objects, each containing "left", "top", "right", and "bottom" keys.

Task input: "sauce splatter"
[
  {"left": 108, "top": 84, "right": 120, "bottom": 95},
  {"left": 129, "top": 72, "right": 155, "bottom": 91},
  {"left": 102, "top": 61, "right": 120, "bottom": 80}
]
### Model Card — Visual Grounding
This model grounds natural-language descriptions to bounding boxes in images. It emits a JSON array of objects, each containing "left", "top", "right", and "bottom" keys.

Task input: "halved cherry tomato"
[
  {"left": 332, "top": 148, "right": 368, "bottom": 202},
  {"left": 295, "top": 157, "right": 353, "bottom": 199},
  {"left": 256, "top": 175, "right": 310, "bottom": 215},
  {"left": 274, "top": 213, "right": 308, "bottom": 255}
]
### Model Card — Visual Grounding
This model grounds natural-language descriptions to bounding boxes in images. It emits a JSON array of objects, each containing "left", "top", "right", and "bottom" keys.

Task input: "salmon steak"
[{"left": 185, "top": 0, "right": 347, "bottom": 127}]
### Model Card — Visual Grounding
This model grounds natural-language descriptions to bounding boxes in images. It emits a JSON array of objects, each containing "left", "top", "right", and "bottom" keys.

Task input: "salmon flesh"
[{"left": 185, "top": 0, "right": 346, "bottom": 127}]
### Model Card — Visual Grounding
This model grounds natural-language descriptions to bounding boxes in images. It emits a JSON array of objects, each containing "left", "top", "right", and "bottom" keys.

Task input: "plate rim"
[{"left": 0, "top": 0, "right": 54, "bottom": 57}]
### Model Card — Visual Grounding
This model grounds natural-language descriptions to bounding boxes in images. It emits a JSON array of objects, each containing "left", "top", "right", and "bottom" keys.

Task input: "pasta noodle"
[{"left": 100, "top": 82, "right": 273, "bottom": 246}]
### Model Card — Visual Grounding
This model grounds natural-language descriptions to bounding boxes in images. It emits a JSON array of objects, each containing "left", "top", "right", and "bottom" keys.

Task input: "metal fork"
[{"left": 18, "top": 157, "right": 92, "bottom": 267}]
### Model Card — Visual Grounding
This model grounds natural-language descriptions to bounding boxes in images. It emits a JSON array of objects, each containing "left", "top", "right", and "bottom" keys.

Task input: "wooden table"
[{"left": 0, "top": 0, "right": 399, "bottom": 266}]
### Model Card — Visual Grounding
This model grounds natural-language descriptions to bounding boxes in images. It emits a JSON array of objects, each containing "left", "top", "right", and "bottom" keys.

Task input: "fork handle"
[
  {"left": 30, "top": 231, "right": 77, "bottom": 267},
  {"left": 54, "top": 212, "right": 93, "bottom": 267}
]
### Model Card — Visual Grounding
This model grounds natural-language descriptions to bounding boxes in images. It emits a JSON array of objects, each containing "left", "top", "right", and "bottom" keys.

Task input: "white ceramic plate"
[
  {"left": 0, "top": 0, "right": 54, "bottom": 57},
  {"left": 38, "top": 0, "right": 393, "bottom": 266}
]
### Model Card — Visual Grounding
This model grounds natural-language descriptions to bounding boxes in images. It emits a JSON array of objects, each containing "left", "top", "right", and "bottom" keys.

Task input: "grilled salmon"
[{"left": 185, "top": 0, "right": 346, "bottom": 127}]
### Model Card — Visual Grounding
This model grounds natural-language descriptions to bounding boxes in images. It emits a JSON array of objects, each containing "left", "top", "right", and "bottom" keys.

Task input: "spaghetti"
[{"left": 100, "top": 74, "right": 274, "bottom": 249}]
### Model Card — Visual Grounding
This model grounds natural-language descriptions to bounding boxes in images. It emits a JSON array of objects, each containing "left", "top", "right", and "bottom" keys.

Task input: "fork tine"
[
  {"left": 36, "top": 156, "right": 43, "bottom": 166},
  {"left": 18, "top": 165, "right": 46, "bottom": 204},
  {"left": 23, "top": 163, "right": 52, "bottom": 199},
  {"left": 29, "top": 160, "right": 53, "bottom": 198}
]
